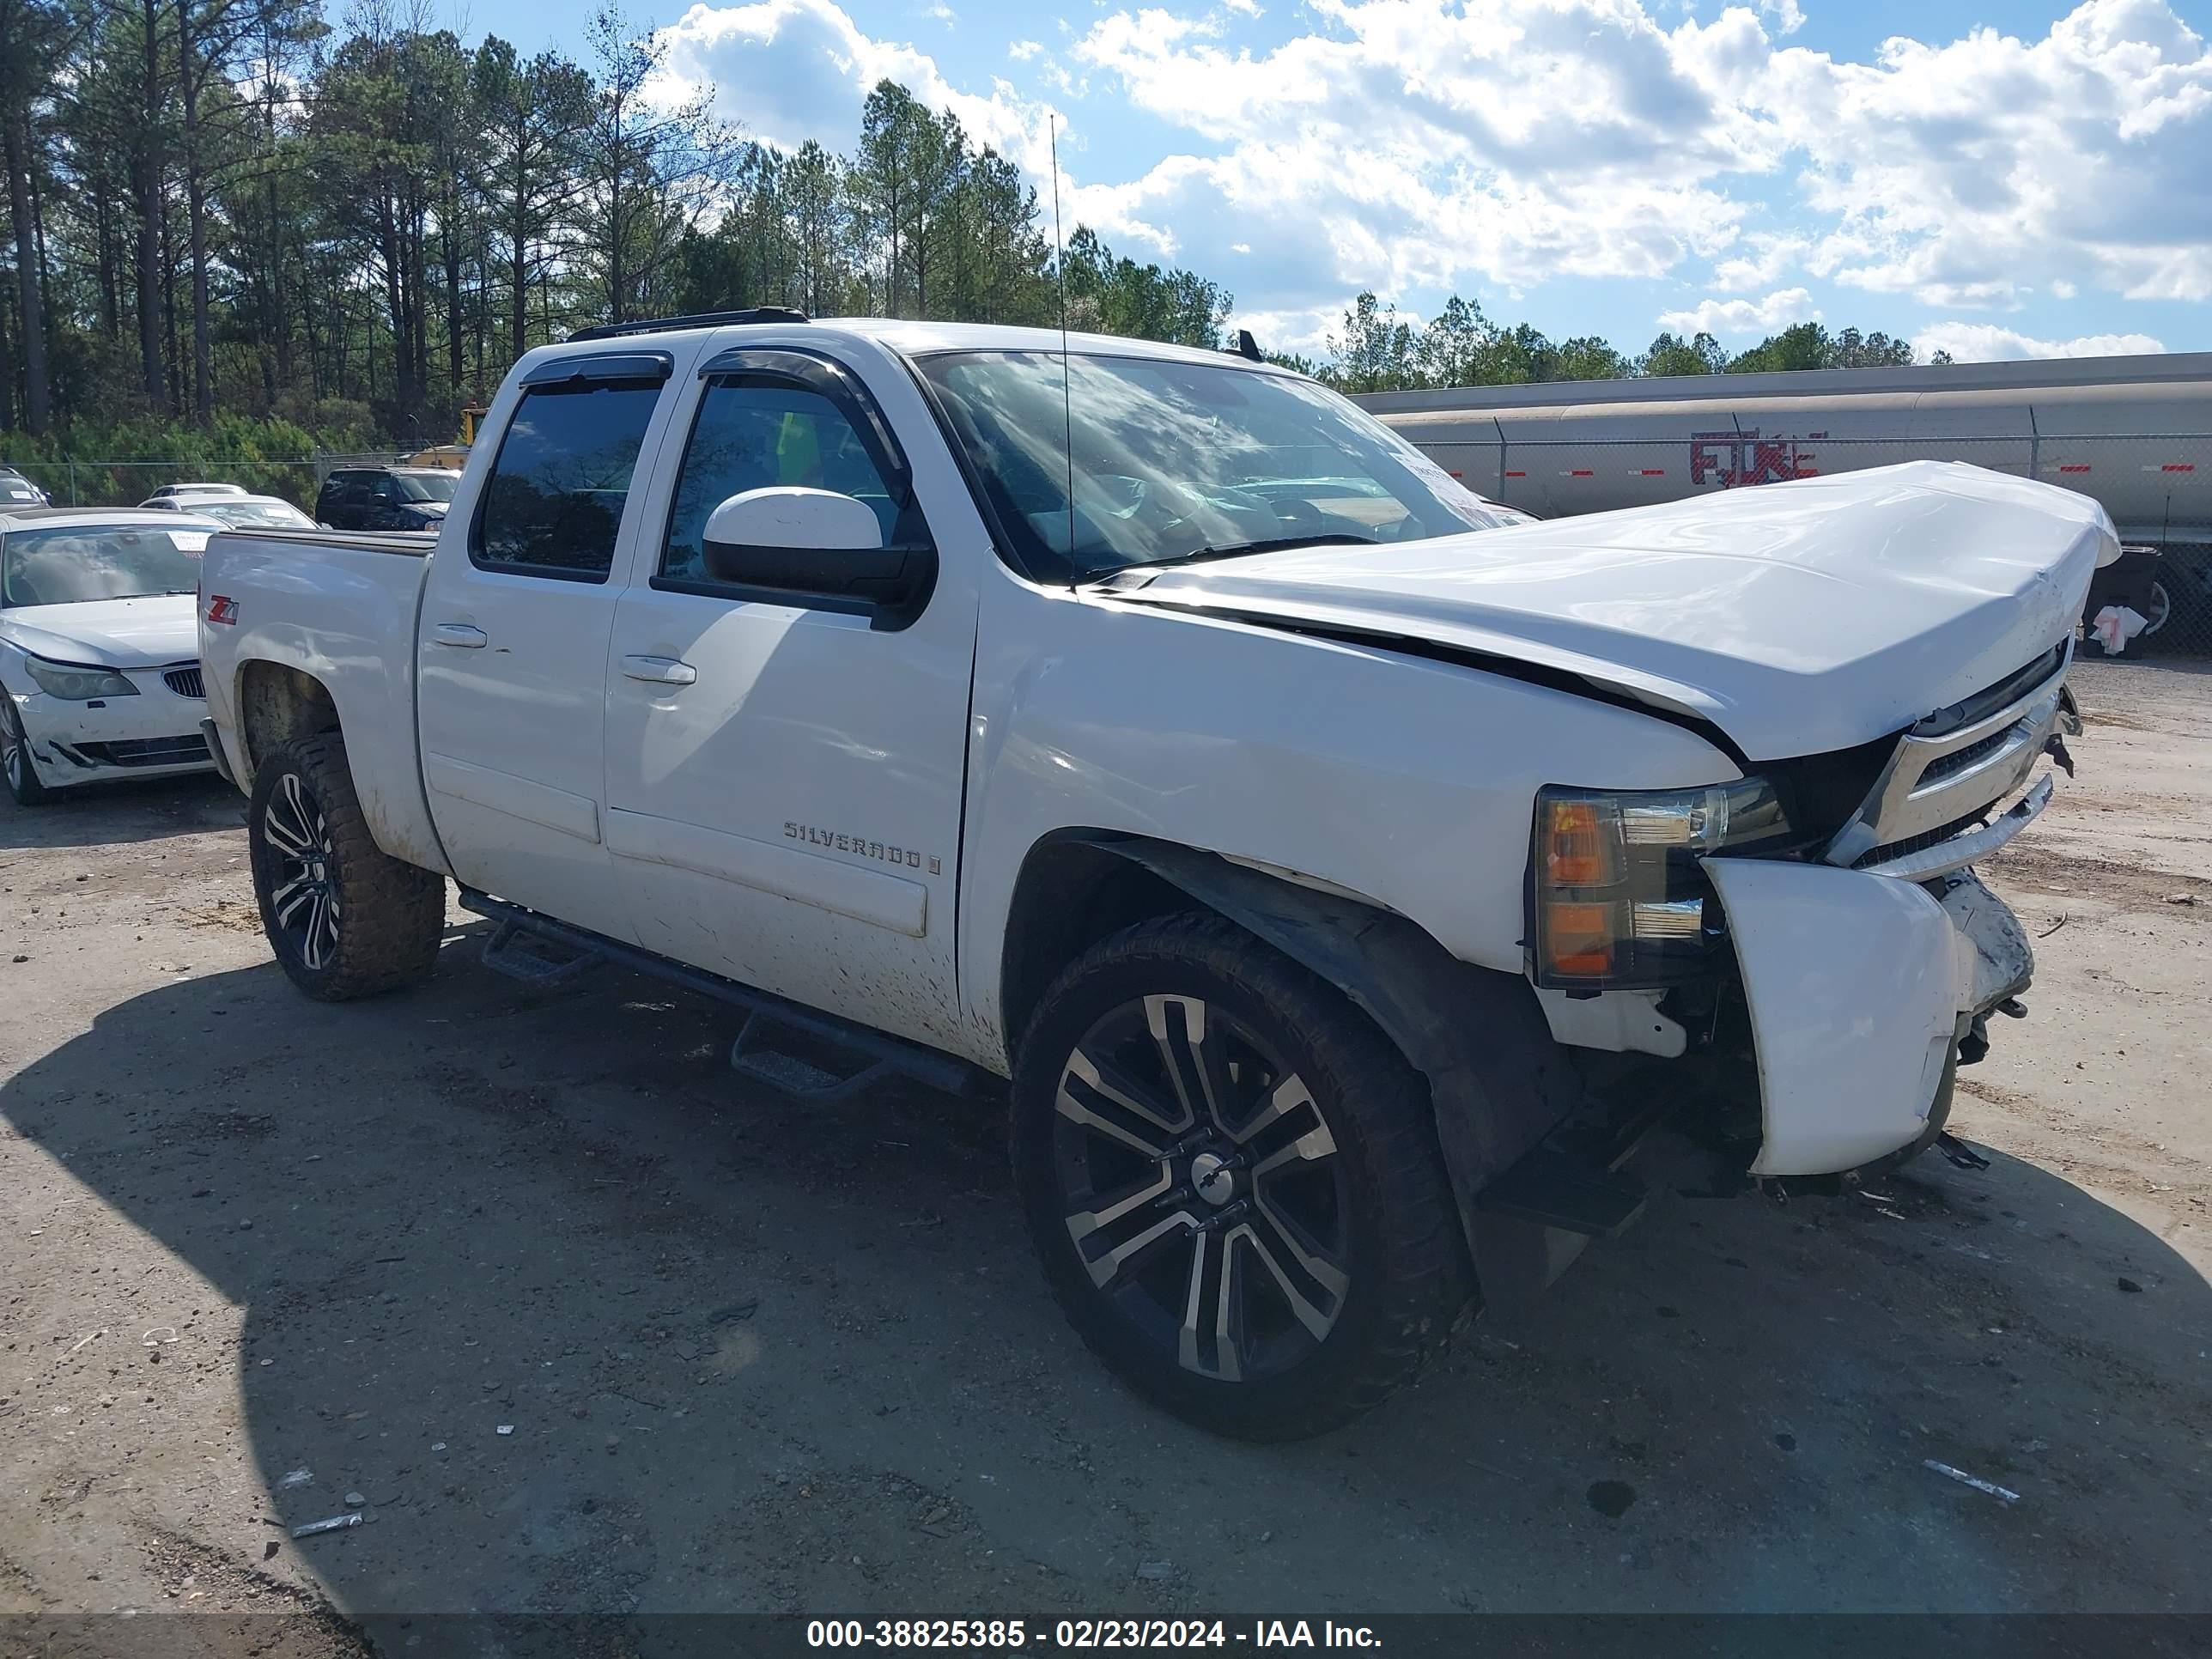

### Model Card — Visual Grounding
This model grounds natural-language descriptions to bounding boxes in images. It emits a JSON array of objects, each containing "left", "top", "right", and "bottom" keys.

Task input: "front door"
[
  {"left": 603, "top": 337, "right": 982, "bottom": 1051},
  {"left": 416, "top": 349, "right": 683, "bottom": 943}
]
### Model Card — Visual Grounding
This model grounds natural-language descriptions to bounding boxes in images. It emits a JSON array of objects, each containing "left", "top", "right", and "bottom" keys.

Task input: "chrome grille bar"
[{"left": 1826, "top": 651, "right": 2070, "bottom": 869}]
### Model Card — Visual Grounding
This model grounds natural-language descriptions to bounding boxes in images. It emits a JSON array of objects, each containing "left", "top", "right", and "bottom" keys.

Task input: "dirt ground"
[{"left": 2, "top": 658, "right": 2208, "bottom": 1649}]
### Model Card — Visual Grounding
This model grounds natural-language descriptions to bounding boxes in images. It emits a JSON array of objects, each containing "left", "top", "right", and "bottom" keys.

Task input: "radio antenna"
[{"left": 1049, "top": 114, "right": 1077, "bottom": 587}]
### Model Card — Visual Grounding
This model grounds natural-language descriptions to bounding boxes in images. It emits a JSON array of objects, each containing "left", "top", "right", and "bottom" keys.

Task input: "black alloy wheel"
[
  {"left": 246, "top": 733, "right": 443, "bottom": 1000},
  {"left": 260, "top": 767, "right": 343, "bottom": 974},
  {"left": 1015, "top": 914, "right": 1472, "bottom": 1440},
  {"left": 1051, "top": 991, "right": 1352, "bottom": 1385}
]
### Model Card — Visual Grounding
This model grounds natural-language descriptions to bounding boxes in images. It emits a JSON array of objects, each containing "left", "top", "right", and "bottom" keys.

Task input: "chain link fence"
[
  {"left": 6, "top": 459, "right": 323, "bottom": 512},
  {"left": 1427, "top": 428, "right": 2212, "bottom": 659}
]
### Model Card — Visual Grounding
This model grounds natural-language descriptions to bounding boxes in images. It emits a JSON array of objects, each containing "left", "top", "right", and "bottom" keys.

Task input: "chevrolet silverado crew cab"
[{"left": 198, "top": 311, "right": 2106, "bottom": 1439}]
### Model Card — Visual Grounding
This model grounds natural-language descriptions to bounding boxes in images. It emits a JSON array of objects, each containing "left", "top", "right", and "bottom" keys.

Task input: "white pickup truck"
[{"left": 198, "top": 313, "right": 2107, "bottom": 1439}]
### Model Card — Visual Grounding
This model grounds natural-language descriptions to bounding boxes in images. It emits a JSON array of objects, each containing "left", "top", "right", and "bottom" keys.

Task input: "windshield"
[
  {"left": 1, "top": 524, "right": 208, "bottom": 607},
  {"left": 206, "top": 500, "right": 313, "bottom": 528},
  {"left": 392, "top": 472, "right": 457, "bottom": 503},
  {"left": 915, "top": 349, "right": 1519, "bottom": 580}
]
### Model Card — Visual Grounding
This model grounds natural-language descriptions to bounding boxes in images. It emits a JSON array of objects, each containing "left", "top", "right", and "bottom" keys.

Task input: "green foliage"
[
  {"left": 1638, "top": 331, "right": 1726, "bottom": 377},
  {"left": 1723, "top": 322, "right": 1917, "bottom": 374},
  {"left": 1308, "top": 292, "right": 1942, "bottom": 393},
  {"left": 2, "top": 11, "right": 1223, "bottom": 443},
  {"left": 1060, "top": 225, "right": 1231, "bottom": 349},
  {"left": 0, "top": 0, "right": 1939, "bottom": 441},
  {"left": 0, "top": 410, "right": 348, "bottom": 503}
]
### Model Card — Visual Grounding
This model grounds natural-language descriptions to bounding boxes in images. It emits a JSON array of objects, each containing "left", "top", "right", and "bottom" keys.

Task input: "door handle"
[
  {"left": 431, "top": 623, "right": 488, "bottom": 648},
  {"left": 621, "top": 655, "right": 698, "bottom": 686}
]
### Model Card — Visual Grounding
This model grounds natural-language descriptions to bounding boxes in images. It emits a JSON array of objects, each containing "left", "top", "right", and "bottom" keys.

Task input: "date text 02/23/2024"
[{"left": 805, "top": 1620, "right": 1382, "bottom": 1650}]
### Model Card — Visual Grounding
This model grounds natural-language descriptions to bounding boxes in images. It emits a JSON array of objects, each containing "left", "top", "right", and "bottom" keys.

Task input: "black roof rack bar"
[{"left": 567, "top": 307, "right": 810, "bottom": 343}]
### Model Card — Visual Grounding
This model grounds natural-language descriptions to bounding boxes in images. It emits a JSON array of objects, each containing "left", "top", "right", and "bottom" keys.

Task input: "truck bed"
[{"left": 198, "top": 527, "right": 449, "bottom": 874}]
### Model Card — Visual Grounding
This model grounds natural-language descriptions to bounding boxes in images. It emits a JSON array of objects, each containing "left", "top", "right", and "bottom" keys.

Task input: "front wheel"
[
  {"left": 2, "top": 699, "right": 55, "bottom": 806},
  {"left": 1013, "top": 914, "right": 1473, "bottom": 1440},
  {"left": 247, "top": 733, "right": 444, "bottom": 1000}
]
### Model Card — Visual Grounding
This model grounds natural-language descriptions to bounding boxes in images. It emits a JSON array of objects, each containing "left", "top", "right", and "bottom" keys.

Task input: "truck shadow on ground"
[{"left": 6, "top": 927, "right": 2209, "bottom": 1626}]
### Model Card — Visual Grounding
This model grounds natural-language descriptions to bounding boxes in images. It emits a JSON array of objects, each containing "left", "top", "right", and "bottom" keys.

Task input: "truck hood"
[
  {"left": 0, "top": 595, "right": 200, "bottom": 670},
  {"left": 1103, "top": 461, "right": 2112, "bottom": 761}
]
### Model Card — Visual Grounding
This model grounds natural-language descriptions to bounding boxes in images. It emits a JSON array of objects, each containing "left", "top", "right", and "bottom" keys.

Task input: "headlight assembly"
[
  {"left": 1532, "top": 779, "right": 1790, "bottom": 988},
  {"left": 24, "top": 656, "right": 139, "bottom": 701}
]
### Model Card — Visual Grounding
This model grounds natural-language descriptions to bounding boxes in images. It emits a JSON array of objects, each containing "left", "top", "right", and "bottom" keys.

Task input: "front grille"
[
  {"left": 163, "top": 664, "right": 205, "bottom": 698},
  {"left": 1831, "top": 653, "right": 2067, "bottom": 860},
  {"left": 1917, "top": 718, "right": 2024, "bottom": 784},
  {"left": 1852, "top": 807, "right": 1990, "bottom": 871},
  {"left": 72, "top": 735, "right": 210, "bottom": 769}
]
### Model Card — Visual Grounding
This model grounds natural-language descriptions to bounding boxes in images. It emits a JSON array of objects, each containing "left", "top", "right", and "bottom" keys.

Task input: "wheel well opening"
[
  {"left": 237, "top": 661, "right": 339, "bottom": 788},
  {"left": 1000, "top": 838, "right": 1194, "bottom": 1058}
]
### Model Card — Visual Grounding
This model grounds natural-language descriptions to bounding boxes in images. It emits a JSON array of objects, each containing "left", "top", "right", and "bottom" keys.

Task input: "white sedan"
[
  {"left": 1, "top": 507, "right": 225, "bottom": 805},
  {"left": 140, "top": 493, "right": 315, "bottom": 530},
  {"left": 144, "top": 483, "right": 248, "bottom": 500}
]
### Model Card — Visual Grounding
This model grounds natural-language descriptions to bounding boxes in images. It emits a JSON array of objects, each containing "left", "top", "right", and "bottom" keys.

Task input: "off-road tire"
[
  {"left": 248, "top": 733, "right": 443, "bottom": 1000},
  {"left": 1013, "top": 912, "right": 1474, "bottom": 1440},
  {"left": 2, "top": 698, "right": 56, "bottom": 806}
]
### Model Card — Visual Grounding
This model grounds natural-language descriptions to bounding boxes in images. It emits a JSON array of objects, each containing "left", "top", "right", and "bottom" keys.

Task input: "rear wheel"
[
  {"left": 247, "top": 733, "right": 444, "bottom": 1000},
  {"left": 2140, "top": 577, "right": 2174, "bottom": 638},
  {"left": 1013, "top": 913, "right": 1473, "bottom": 1440},
  {"left": 2, "top": 700, "right": 55, "bottom": 806}
]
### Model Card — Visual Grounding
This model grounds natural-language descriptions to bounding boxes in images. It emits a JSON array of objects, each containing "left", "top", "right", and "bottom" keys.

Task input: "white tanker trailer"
[{"left": 1358, "top": 351, "right": 2212, "bottom": 648}]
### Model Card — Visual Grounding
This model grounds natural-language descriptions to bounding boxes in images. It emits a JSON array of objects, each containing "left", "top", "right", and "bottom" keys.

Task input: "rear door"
[
  {"left": 601, "top": 335, "right": 983, "bottom": 1050},
  {"left": 415, "top": 349, "right": 684, "bottom": 942},
  {"left": 317, "top": 473, "right": 362, "bottom": 529}
]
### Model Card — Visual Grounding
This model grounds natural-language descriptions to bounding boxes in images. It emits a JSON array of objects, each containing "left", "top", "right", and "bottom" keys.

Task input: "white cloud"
[
  {"left": 1756, "top": 0, "right": 2212, "bottom": 304},
  {"left": 1656, "top": 287, "right": 1819, "bottom": 337},
  {"left": 1913, "top": 323, "right": 2167, "bottom": 362},
  {"left": 1068, "top": 0, "right": 1761, "bottom": 303},
  {"left": 1711, "top": 233, "right": 1808, "bottom": 293},
  {"left": 645, "top": 0, "right": 2207, "bottom": 342},
  {"left": 1066, "top": 0, "right": 2212, "bottom": 314},
  {"left": 924, "top": 2, "right": 954, "bottom": 21},
  {"left": 1232, "top": 302, "right": 1350, "bottom": 357},
  {"left": 653, "top": 0, "right": 1063, "bottom": 173},
  {"left": 1756, "top": 0, "right": 1804, "bottom": 34},
  {"left": 1222, "top": 0, "right": 1263, "bottom": 14}
]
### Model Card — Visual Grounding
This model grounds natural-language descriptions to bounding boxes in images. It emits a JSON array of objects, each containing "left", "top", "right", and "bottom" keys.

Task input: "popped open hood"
[
  {"left": 0, "top": 595, "right": 200, "bottom": 670},
  {"left": 1103, "top": 461, "right": 2112, "bottom": 761}
]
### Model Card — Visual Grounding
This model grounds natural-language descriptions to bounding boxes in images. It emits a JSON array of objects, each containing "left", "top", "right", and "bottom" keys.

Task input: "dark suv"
[{"left": 314, "top": 466, "right": 459, "bottom": 532}]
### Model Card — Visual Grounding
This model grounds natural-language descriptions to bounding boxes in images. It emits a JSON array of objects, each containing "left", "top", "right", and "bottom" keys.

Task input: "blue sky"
[{"left": 437, "top": 0, "right": 2212, "bottom": 362}]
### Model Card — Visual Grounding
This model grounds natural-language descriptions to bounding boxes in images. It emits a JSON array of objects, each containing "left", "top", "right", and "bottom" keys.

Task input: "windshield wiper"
[{"left": 1082, "top": 533, "right": 1377, "bottom": 583}]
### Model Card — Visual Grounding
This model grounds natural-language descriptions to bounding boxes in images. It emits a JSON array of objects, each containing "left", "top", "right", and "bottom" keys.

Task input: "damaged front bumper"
[
  {"left": 12, "top": 679, "right": 215, "bottom": 789},
  {"left": 1704, "top": 858, "right": 2033, "bottom": 1177}
]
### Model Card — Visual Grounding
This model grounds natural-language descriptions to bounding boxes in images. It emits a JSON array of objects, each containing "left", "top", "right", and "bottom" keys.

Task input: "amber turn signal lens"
[
  {"left": 1542, "top": 901, "right": 1615, "bottom": 978},
  {"left": 1544, "top": 799, "right": 1615, "bottom": 888}
]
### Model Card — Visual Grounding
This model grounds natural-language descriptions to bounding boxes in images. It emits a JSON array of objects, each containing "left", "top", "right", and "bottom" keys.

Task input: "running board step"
[
  {"left": 1477, "top": 1145, "right": 1648, "bottom": 1238},
  {"left": 480, "top": 918, "right": 605, "bottom": 987},
  {"left": 456, "top": 890, "right": 992, "bottom": 1102},
  {"left": 731, "top": 1008, "right": 915, "bottom": 1100}
]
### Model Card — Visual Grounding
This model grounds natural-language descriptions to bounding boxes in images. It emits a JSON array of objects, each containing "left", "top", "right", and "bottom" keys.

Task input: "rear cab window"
[{"left": 471, "top": 351, "right": 673, "bottom": 581}]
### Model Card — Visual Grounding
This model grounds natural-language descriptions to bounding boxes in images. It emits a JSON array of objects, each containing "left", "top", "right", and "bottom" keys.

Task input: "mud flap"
[{"left": 1705, "top": 859, "right": 1984, "bottom": 1178}]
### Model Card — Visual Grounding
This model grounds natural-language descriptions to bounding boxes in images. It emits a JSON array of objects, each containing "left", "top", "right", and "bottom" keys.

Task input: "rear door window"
[{"left": 472, "top": 376, "right": 666, "bottom": 580}]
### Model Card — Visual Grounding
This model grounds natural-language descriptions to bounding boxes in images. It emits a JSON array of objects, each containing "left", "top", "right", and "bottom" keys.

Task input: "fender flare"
[{"left": 1093, "top": 839, "right": 1583, "bottom": 1289}]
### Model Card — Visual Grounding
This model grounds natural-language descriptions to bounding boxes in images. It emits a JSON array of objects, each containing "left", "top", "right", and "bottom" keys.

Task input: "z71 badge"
[{"left": 785, "top": 822, "right": 942, "bottom": 877}]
